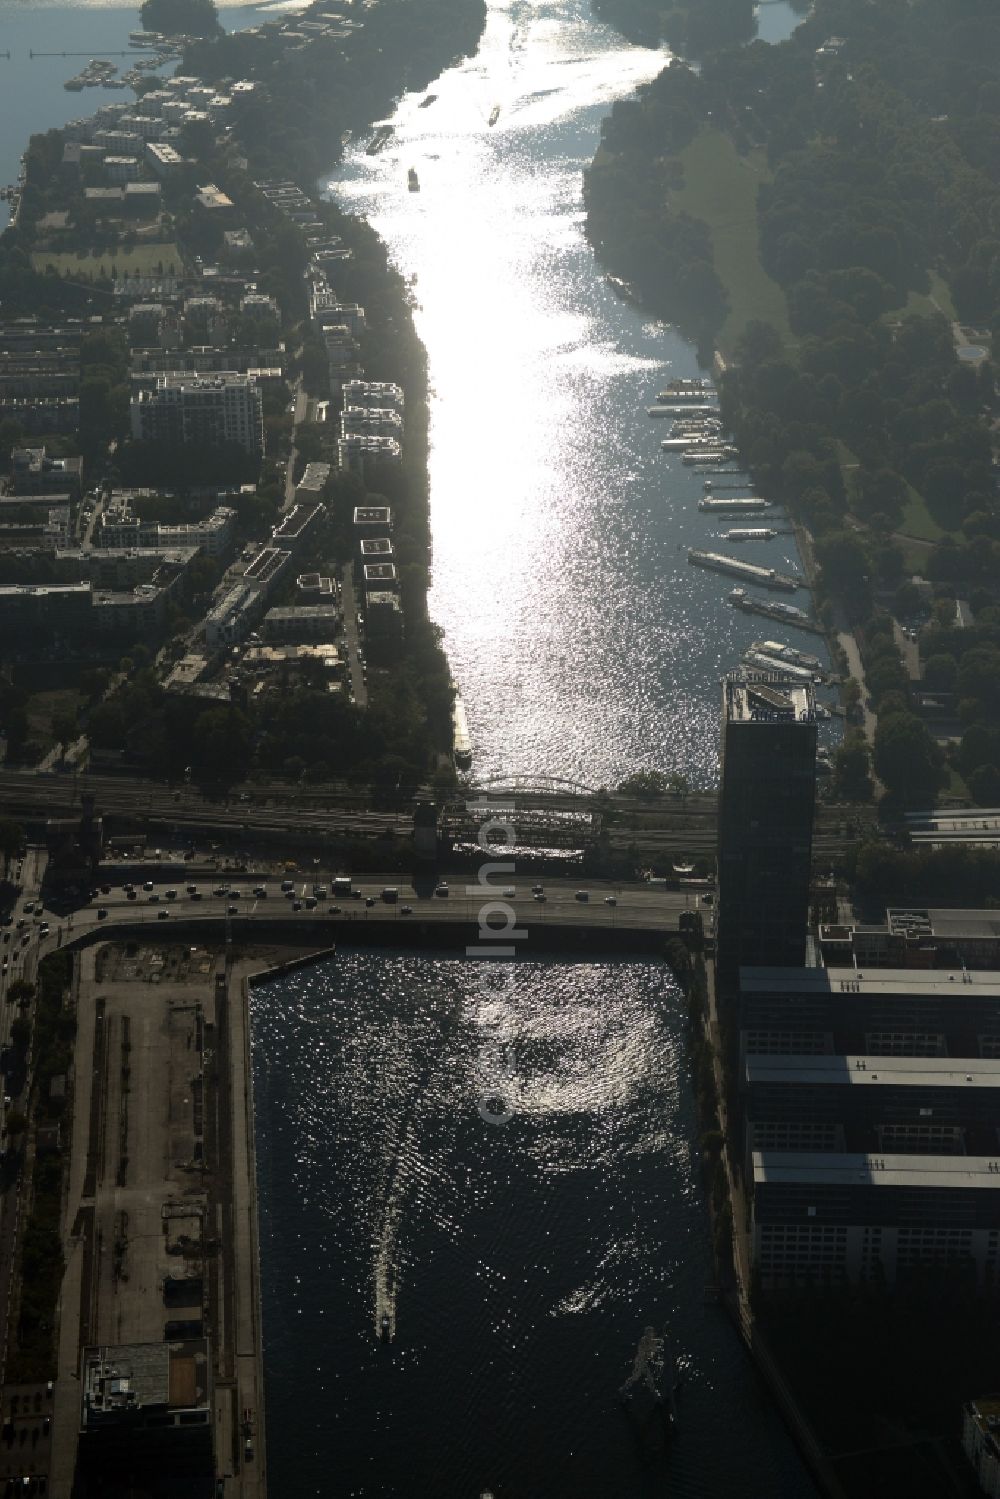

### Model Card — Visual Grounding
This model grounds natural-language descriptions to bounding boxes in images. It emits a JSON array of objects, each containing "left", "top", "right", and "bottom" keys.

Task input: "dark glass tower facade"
[{"left": 716, "top": 672, "right": 817, "bottom": 994}]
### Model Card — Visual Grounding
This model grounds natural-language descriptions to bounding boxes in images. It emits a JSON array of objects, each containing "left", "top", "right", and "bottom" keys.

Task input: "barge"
[
  {"left": 688, "top": 550, "right": 800, "bottom": 591},
  {"left": 698, "top": 496, "right": 772, "bottom": 513}
]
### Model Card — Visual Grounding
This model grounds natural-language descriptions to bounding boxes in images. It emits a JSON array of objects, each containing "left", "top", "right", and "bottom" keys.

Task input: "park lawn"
[
  {"left": 672, "top": 128, "right": 794, "bottom": 356},
  {"left": 31, "top": 243, "right": 181, "bottom": 279},
  {"left": 903, "top": 269, "right": 957, "bottom": 323},
  {"left": 897, "top": 478, "right": 951, "bottom": 543}
]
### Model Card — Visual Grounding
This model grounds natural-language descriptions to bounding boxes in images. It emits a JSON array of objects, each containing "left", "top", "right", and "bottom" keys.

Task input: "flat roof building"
[
  {"left": 739, "top": 965, "right": 1000, "bottom": 1062},
  {"left": 716, "top": 672, "right": 817, "bottom": 993},
  {"left": 131, "top": 373, "right": 264, "bottom": 457},
  {"left": 752, "top": 1150, "right": 1000, "bottom": 1290}
]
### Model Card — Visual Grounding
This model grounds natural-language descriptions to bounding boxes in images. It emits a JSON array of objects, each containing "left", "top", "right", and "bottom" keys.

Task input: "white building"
[
  {"left": 130, "top": 374, "right": 264, "bottom": 457},
  {"left": 342, "top": 379, "right": 404, "bottom": 413},
  {"left": 146, "top": 141, "right": 184, "bottom": 177}
]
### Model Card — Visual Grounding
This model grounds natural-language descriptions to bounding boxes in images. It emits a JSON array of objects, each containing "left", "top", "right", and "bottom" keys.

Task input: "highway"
[{"left": 39, "top": 870, "right": 708, "bottom": 942}]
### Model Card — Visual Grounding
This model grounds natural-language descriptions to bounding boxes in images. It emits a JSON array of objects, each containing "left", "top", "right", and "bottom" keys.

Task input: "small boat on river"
[
  {"left": 488, "top": 103, "right": 501, "bottom": 126},
  {"left": 408, "top": 167, "right": 420, "bottom": 192}
]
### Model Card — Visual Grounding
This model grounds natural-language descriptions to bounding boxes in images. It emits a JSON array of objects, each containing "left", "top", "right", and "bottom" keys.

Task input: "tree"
[
  {"left": 874, "top": 713, "right": 946, "bottom": 805},
  {"left": 139, "top": 0, "right": 221, "bottom": 36},
  {"left": 969, "top": 764, "right": 1000, "bottom": 806},
  {"left": 6, "top": 979, "right": 34, "bottom": 1007},
  {"left": 50, "top": 709, "right": 78, "bottom": 760},
  {"left": 922, "top": 655, "right": 957, "bottom": 693},
  {"left": 833, "top": 733, "right": 873, "bottom": 802}
]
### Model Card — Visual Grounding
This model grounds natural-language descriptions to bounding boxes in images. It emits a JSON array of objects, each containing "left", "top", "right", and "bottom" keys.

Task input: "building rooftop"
[
  {"left": 887, "top": 908, "right": 1000, "bottom": 941},
  {"left": 724, "top": 671, "right": 815, "bottom": 724},
  {"left": 753, "top": 1151, "right": 1000, "bottom": 1191},
  {"left": 746, "top": 1054, "right": 1000, "bottom": 1090},
  {"left": 740, "top": 965, "right": 1000, "bottom": 999},
  {"left": 81, "top": 1339, "right": 210, "bottom": 1426}
]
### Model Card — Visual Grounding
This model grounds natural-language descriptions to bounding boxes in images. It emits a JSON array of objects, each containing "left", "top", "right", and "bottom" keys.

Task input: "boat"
[
  {"left": 418, "top": 93, "right": 438, "bottom": 108},
  {"left": 407, "top": 167, "right": 420, "bottom": 192},
  {"left": 682, "top": 448, "right": 734, "bottom": 465},
  {"left": 727, "top": 589, "right": 821, "bottom": 630},
  {"left": 607, "top": 274, "right": 639, "bottom": 303},
  {"left": 366, "top": 124, "right": 394, "bottom": 155},
  {"left": 723, "top": 528, "right": 777, "bottom": 542},
  {"left": 657, "top": 379, "right": 714, "bottom": 402},
  {"left": 647, "top": 403, "right": 718, "bottom": 418},
  {"left": 488, "top": 104, "right": 501, "bottom": 126},
  {"left": 453, "top": 694, "right": 472, "bottom": 769},
  {"left": 380, "top": 1312, "right": 391, "bottom": 1342},
  {"left": 744, "top": 650, "right": 817, "bottom": 681},
  {"left": 698, "top": 496, "right": 771, "bottom": 513},
  {"left": 753, "top": 639, "right": 821, "bottom": 670},
  {"left": 673, "top": 862, "right": 694, "bottom": 875},
  {"left": 688, "top": 548, "right": 800, "bottom": 591}
]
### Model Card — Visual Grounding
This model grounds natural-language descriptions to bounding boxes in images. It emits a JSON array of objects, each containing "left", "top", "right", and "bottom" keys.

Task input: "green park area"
[
  {"left": 31, "top": 243, "right": 181, "bottom": 279},
  {"left": 672, "top": 129, "right": 793, "bottom": 356}
]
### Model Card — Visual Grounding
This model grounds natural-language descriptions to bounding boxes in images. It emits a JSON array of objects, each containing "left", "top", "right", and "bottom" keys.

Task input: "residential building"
[
  {"left": 337, "top": 434, "right": 401, "bottom": 474},
  {"left": 365, "top": 590, "right": 404, "bottom": 662},
  {"left": 716, "top": 672, "right": 817, "bottom": 993},
  {"left": 145, "top": 141, "right": 185, "bottom": 177},
  {"left": 262, "top": 603, "right": 340, "bottom": 641},
  {"left": 130, "top": 374, "right": 264, "bottom": 456},
  {"left": 342, "top": 379, "right": 403, "bottom": 413}
]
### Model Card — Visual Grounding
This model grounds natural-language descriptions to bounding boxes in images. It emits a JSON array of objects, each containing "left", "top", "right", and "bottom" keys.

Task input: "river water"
[
  {"left": 253, "top": 952, "right": 817, "bottom": 1497},
  {"left": 331, "top": 0, "right": 834, "bottom": 791}
]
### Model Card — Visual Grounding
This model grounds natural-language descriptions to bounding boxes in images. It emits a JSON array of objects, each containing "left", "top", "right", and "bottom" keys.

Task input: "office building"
[
  {"left": 716, "top": 672, "right": 817, "bottom": 992},
  {"left": 738, "top": 966, "right": 1000, "bottom": 1064},
  {"left": 751, "top": 1151, "right": 1000, "bottom": 1290}
]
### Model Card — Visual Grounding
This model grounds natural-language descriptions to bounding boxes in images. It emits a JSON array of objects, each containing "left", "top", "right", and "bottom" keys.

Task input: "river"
[
  {"left": 253, "top": 952, "right": 818, "bottom": 1497},
  {"left": 331, "top": 0, "right": 833, "bottom": 791}
]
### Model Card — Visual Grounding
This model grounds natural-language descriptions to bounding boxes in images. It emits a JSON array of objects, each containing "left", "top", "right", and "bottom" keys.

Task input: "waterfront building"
[
  {"left": 738, "top": 966, "right": 1000, "bottom": 1064},
  {"left": 363, "top": 561, "right": 398, "bottom": 595},
  {"left": 78, "top": 1340, "right": 213, "bottom": 1478},
  {"left": 341, "top": 405, "right": 403, "bottom": 439},
  {"left": 337, "top": 434, "right": 401, "bottom": 474},
  {"left": 751, "top": 1151, "right": 1000, "bottom": 1290},
  {"left": 715, "top": 672, "right": 817, "bottom": 992},
  {"left": 353, "top": 504, "right": 392, "bottom": 535},
  {"left": 745, "top": 1053, "right": 1000, "bottom": 1157},
  {"left": 365, "top": 590, "right": 404, "bottom": 662},
  {"left": 131, "top": 374, "right": 264, "bottom": 457},
  {"left": 343, "top": 379, "right": 404, "bottom": 413}
]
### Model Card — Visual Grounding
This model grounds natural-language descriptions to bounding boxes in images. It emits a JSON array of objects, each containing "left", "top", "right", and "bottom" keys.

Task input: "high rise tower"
[{"left": 716, "top": 672, "right": 817, "bottom": 994}]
